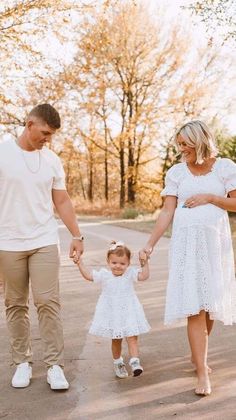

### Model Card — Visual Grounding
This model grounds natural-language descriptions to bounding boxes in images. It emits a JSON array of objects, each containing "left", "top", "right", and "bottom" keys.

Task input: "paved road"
[{"left": 0, "top": 219, "right": 236, "bottom": 420}]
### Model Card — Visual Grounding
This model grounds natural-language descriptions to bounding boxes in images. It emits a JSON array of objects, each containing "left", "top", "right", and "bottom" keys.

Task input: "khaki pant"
[{"left": 0, "top": 245, "right": 64, "bottom": 367}]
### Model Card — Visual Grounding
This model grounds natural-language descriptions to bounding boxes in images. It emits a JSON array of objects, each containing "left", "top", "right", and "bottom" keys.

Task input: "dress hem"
[{"left": 165, "top": 308, "right": 236, "bottom": 326}]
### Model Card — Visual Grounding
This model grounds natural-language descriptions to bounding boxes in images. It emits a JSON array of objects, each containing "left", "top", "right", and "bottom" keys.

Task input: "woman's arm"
[
  {"left": 184, "top": 190, "right": 236, "bottom": 212},
  {"left": 138, "top": 260, "right": 149, "bottom": 281},
  {"left": 140, "top": 195, "right": 177, "bottom": 259},
  {"left": 210, "top": 190, "right": 236, "bottom": 211},
  {"left": 76, "top": 259, "right": 93, "bottom": 282}
]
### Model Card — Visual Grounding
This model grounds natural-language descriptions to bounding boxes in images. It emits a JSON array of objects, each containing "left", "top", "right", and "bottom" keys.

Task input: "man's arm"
[{"left": 52, "top": 189, "right": 84, "bottom": 259}]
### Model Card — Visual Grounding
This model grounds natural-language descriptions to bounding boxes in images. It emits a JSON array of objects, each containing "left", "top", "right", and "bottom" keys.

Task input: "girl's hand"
[
  {"left": 184, "top": 194, "right": 213, "bottom": 208},
  {"left": 139, "top": 247, "right": 153, "bottom": 266},
  {"left": 73, "top": 255, "right": 81, "bottom": 264}
]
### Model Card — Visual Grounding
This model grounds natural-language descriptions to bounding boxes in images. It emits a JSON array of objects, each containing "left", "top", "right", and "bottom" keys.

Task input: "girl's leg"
[
  {"left": 112, "top": 339, "right": 128, "bottom": 378},
  {"left": 111, "top": 339, "right": 122, "bottom": 359},
  {"left": 191, "top": 311, "right": 214, "bottom": 373},
  {"left": 126, "top": 336, "right": 139, "bottom": 358},
  {"left": 187, "top": 310, "right": 211, "bottom": 395},
  {"left": 127, "top": 336, "right": 143, "bottom": 376}
]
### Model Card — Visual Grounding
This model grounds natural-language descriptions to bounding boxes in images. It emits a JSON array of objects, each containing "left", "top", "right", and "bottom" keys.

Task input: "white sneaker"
[
  {"left": 12, "top": 362, "right": 32, "bottom": 388},
  {"left": 129, "top": 357, "right": 143, "bottom": 376},
  {"left": 114, "top": 362, "right": 128, "bottom": 379},
  {"left": 47, "top": 365, "right": 69, "bottom": 390}
]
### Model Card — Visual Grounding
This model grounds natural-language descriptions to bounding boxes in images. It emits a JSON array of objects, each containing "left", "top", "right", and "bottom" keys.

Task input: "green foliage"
[
  {"left": 216, "top": 134, "right": 236, "bottom": 162},
  {"left": 121, "top": 207, "right": 140, "bottom": 219}
]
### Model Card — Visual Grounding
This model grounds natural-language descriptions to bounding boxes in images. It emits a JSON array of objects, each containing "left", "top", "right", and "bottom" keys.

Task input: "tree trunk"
[
  {"left": 119, "top": 147, "right": 125, "bottom": 208},
  {"left": 104, "top": 121, "right": 109, "bottom": 201},
  {"left": 87, "top": 153, "right": 93, "bottom": 202},
  {"left": 127, "top": 138, "right": 136, "bottom": 203}
]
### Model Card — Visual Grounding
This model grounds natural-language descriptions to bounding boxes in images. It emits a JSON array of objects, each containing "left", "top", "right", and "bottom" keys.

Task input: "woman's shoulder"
[
  {"left": 166, "top": 162, "right": 185, "bottom": 178},
  {"left": 218, "top": 157, "right": 236, "bottom": 168},
  {"left": 216, "top": 157, "right": 236, "bottom": 174}
]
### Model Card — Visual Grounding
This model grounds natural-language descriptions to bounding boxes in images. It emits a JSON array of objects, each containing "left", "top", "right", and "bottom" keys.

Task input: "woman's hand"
[
  {"left": 184, "top": 194, "right": 213, "bottom": 208},
  {"left": 139, "top": 247, "right": 153, "bottom": 267}
]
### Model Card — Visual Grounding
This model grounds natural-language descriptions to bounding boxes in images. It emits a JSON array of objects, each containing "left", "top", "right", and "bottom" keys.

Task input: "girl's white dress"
[
  {"left": 89, "top": 266, "right": 150, "bottom": 338},
  {"left": 161, "top": 158, "right": 236, "bottom": 325}
]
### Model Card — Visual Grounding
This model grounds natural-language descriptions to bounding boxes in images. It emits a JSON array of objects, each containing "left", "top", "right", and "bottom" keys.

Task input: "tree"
[
  {"left": 67, "top": 2, "right": 192, "bottom": 207},
  {"left": 186, "top": 0, "right": 236, "bottom": 43},
  {"left": 216, "top": 132, "right": 236, "bottom": 162}
]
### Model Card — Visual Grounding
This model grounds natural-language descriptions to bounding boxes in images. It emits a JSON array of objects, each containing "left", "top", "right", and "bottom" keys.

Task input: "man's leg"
[
  {"left": 29, "top": 245, "right": 64, "bottom": 368},
  {"left": 0, "top": 250, "right": 32, "bottom": 364}
]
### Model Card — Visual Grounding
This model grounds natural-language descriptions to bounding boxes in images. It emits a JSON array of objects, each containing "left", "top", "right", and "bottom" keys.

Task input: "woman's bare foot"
[
  {"left": 191, "top": 357, "right": 212, "bottom": 374},
  {"left": 195, "top": 371, "right": 211, "bottom": 396}
]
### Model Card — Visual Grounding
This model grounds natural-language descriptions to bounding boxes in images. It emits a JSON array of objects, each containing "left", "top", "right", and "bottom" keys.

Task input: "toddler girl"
[{"left": 74, "top": 240, "right": 150, "bottom": 378}]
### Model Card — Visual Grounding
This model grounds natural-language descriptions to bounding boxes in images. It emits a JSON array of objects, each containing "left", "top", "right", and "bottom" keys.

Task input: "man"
[{"left": 0, "top": 104, "right": 83, "bottom": 390}]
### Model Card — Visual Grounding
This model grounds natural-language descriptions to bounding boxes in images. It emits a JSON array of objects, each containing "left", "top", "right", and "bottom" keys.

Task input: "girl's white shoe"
[
  {"left": 129, "top": 357, "right": 143, "bottom": 376},
  {"left": 114, "top": 359, "right": 128, "bottom": 379}
]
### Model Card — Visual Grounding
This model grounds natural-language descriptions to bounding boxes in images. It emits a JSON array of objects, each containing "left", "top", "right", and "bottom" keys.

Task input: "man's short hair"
[{"left": 28, "top": 104, "right": 61, "bottom": 129}]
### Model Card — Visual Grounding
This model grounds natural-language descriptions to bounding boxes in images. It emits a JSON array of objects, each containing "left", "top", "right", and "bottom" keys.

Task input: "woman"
[{"left": 139, "top": 120, "right": 236, "bottom": 396}]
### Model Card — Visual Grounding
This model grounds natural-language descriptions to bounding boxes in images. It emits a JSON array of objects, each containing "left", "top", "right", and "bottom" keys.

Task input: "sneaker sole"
[{"left": 133, "top": 369, "right": 143, "bottom": 377}]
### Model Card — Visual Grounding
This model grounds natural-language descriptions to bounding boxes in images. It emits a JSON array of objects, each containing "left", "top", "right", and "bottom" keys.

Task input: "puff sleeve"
[
  {"left": 219, "top": 158, "right": 236, "bottom": 194},
  {"left": 160, "top": 164, "right": 183, "bottom": 197},
  {"left": 92, "top": 268, "right": 108, "bottom": 283},
  {"left": 126, "top": 266, "right": 142, "bottom": 283}
]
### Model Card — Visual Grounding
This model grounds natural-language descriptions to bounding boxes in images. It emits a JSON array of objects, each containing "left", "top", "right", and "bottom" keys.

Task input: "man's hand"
[{"left": 69, "top": 239, "right": 84, "bottom": 262}]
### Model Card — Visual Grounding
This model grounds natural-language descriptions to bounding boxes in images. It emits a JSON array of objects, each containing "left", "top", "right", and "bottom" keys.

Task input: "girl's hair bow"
[{"left": 109, "top": 241, "right": 125, "bottom": 250}]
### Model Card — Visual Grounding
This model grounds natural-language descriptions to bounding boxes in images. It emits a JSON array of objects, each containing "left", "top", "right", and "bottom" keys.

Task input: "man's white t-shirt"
[{"left": 0, "top": 138, "right": 66, "bottom": 251}]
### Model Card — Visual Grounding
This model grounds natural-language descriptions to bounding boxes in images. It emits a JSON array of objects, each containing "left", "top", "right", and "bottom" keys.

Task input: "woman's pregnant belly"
[{"left": 173, "top": 202, "right": 227, "bottom": 231}]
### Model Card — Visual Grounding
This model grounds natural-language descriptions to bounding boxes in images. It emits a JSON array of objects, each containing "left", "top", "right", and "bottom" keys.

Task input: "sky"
[
  {"left": 1, "top": 0, "right": 236, "bottom": 135},
  {"left": 147, "top": 0, "right": 236, "bottom": 134}
]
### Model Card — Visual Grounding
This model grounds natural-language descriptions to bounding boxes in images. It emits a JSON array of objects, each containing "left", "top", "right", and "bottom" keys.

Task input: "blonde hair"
[
  {"left": 107, "top": 241, "right": 131, "bottom": 261},
  {"left": 174, "top": 120, "right": 218, "bottom": 164}
]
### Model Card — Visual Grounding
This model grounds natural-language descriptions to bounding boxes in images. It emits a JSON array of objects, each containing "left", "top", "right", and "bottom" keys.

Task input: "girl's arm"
[
  {"left": 76, "top": 259, "right": 93, "bottom": 282},
  {"left": 138, "top": 260, "right": 149, "bottom": 281},
  {"left": 140, "top": 196, "right": 177, "bottom": 261}
]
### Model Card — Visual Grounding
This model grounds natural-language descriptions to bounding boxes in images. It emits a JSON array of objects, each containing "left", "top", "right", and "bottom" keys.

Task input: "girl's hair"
[
  {"left": 107, "top": 241, "right": 131, "bottom": 261},
  {"left": 174, "top": 120, "right": 218, "bottom": 164}
]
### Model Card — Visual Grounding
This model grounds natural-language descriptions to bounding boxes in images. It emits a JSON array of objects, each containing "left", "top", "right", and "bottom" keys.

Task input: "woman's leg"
[
  {"left": 191, "top": 311, "right": 214, "bottom": 373},
  {"left": 111, "top": 339, "right": 122, "bottom": 359},
  {"left": 206, "top": 312, "right": 214, "bottom": 336},
  {"left": 187, "top": 310, "right": 211, "bottom": 395}
]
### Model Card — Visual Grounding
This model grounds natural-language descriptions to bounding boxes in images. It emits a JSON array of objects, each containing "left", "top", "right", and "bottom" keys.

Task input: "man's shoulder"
[
  {"left": 41, "top": 147, "right": 61, "bottom": 162},
  {"left": 0, "top": 138, "right": 14, "bottom": 152},
  {"left": 0, "top": 137, "right": 14, "bottom": 146}
]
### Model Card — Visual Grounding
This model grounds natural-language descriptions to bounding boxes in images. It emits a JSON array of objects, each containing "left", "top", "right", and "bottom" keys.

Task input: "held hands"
[
  {"left": 183, "top": 194, "right": 213, "bottom": 208},
  {"left": 139, "top": 247, "right": 153, "bottom": 267},
  {"left": 69, "top": 238, "right": 84, "bottom": 264}
]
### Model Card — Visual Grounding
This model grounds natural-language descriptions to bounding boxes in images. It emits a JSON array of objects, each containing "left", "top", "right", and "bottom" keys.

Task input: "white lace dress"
[
  {"left": 89, "top": 266, "right": 150, "bottom": 338},
  {"left": 161, "top": 158, "right": 236, "bottom": 325}
]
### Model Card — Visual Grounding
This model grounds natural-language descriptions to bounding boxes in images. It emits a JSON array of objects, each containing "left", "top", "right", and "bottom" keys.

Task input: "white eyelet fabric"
[
  {"left": 161, "top": 158, "right": 236, "bottom": 325},
  {"left": 89, "top": 267, "right": 150, "bottom": 338}
]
